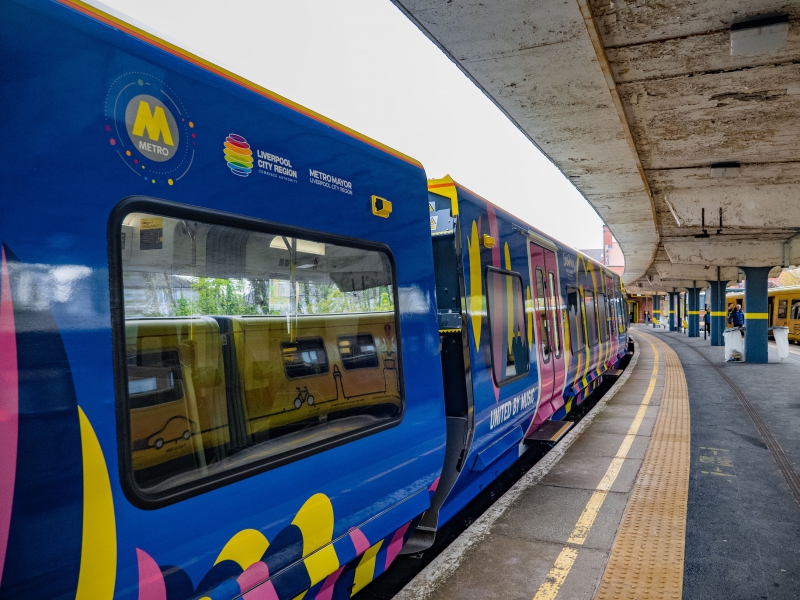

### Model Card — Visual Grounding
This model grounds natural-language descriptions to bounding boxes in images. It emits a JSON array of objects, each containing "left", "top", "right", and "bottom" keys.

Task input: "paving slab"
[
  {"left": 539, "top": 452, "right": 644, "bottom": 494},
  {"left": 494, "top": 485, "right": 629, "bottom": 550},
  {"left": 582, "top": 413, "right": 657, "bottom": 437},
  {"left": 566, "top": 430, "right": 652, "bottom": 460}
]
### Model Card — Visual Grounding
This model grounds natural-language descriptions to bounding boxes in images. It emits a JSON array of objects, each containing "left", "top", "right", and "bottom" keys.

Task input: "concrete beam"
[
  {"left": 590, "top": 0, "right": 800, "bottom": 47},
  {"left": 620, "top": 62, "right": 800, "bottom": 171},
  {"left": 663, "top": 239, "right": 791, "bottom": 267},
  {"left": 654, "top": 263, "right": 739, "bottom": 282},
  {"left": 606, "top": 21, "right": 800, "bottom": 84},
  {"left": 649, "top": 164, "right": 800, "bottom": 237},
  {"left": 625, "top": 278, "right": 701, "bottom": 293}
]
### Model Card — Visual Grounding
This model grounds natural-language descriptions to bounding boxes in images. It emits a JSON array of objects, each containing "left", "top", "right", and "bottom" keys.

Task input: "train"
[
  {"left": 727, "top": 285, "right": 800, "bottom": 341},
  {"left": 0, "top": 1, "right": 631, "bottom": 598}
]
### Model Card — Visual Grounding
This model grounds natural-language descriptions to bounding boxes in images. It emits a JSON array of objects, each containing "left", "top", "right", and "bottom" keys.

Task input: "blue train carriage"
[
  {"left": 407, "top": 177, "right": 629, "bottom": 550},
  {"left": 0, "top": 1, "right": 447, "bottom": 598}
]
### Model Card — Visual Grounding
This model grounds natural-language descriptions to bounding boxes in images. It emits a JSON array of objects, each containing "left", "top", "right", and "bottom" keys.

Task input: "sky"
[{"left": 96, "top": 0, "right": 603, "bottom": 250}]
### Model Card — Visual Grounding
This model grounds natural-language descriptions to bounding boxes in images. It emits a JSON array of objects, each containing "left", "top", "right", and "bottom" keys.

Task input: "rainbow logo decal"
[{"left": 224, "top": 134, "right": 254, "bottom": 177}]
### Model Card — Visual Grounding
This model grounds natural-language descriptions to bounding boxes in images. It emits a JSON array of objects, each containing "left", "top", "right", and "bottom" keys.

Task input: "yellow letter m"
[{"left": 131, "top": 101, "right": 174, "bottom": 146}]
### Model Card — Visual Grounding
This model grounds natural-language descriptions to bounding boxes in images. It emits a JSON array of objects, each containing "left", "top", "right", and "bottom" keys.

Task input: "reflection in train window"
[
  {"left": 548, "top": 271, "right": 562, "bottom": 357},
  {"left": 127, "top": 350, "right": 183, "bottom": 407},
  {"left": 282, "top": 339, "right": 329, "bottom": 378},
  {"left": 338, "top": 335, "right": 380, "bottom": 370},
  {"left": 791, "top": 299, "right": 800, "bottom": 320},
  {"left": 486, "top": 268, "right": 529, "bottom": 386},
  {"left": 567, "top": 287, "right": 585, "bottom": 353},
  {"left": 608, "top": 297, "right": 617, "bottom": 336},
  {"left": 584, "top": 290, "right": 598, "bottom": 347},
  {"left": 116, "top": 209, "right": 402, "bottom": 501},
  {"left": 778, "top": 299, "right": 788, "bottom": 319},
  {"left": 598, "top": 293, "right": 608, "bottom": 342}
]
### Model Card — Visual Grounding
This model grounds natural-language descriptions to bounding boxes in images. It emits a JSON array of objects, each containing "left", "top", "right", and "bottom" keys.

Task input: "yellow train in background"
[{"left": 727, "top": 285, "right": 800, "bottom": 341}]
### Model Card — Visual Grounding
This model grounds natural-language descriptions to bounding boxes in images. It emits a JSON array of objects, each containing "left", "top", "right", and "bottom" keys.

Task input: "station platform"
[{"left": 395, "top": 326, "right": 800, "bottom": 599}]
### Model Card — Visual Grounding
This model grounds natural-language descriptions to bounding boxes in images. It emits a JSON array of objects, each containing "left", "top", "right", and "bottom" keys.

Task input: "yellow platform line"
[
  {"left": 532, "top": 339, "right": 660, "bottom": 600},
  {"left": 594, "top": 331, "right": 690, "bottom": 600}
]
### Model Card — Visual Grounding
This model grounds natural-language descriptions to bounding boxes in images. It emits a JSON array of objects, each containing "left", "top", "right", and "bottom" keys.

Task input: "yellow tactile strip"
[{"left": 594, "top": 331, "right": 690, "bottom": 600}]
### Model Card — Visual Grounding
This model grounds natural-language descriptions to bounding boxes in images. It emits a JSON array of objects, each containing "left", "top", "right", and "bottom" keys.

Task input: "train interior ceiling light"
[{"left": 730, "top": 15, "right": 789, "bottom": 56}]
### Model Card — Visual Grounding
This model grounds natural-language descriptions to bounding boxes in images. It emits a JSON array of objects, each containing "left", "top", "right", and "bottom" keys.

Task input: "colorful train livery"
[{"left": 0, "top": 1, "right": 630, "bottom": 599}]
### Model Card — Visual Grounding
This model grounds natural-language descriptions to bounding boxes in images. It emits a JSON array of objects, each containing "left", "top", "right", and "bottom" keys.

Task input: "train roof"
[
  {"left": 60, "top": 0, "right": 423, "bottom": 170},
  {"left": 428, "top": 176, "right": 619, "bottom": 280},
  {"left": 728, "top": 284, "right": 800, "bottom": 295}
]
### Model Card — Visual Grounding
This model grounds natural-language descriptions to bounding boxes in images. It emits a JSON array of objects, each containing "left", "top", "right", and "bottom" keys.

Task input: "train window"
[
  {"left": 567, "top": 287, "right": 585, "bottom": 353},
  {"left": 338, "top": 335, "right": 380, "bottom": 370},
  {"left": 791, "top": 299, "right": 800, "bottom": 320},
  {"left": 282, "top": 339, "right": 329, "bottom": 378},
  {"left": 548, "top": 271, "right": 562, "bottom": 357},
  {"left": 778, "top": 299, "right": 788, "bottom": 319},
  {"left": 113, "top": 204, "right": 403, "bottom": 505},
  {"left": 584, "top": 290, "right": 598, "bottom": 346},
  {"left": 127, "top": 350, "right": 184, "bottom": 408},
  {"left": 535, "top": 268, "right": 550, "bottom": 362},
  {"left": 619, "top": 298, "right": 630, "bottom": 333},
  {"left": 609, "top": 298, "right": 618, "bottom": 335},
  {"left": 485, "top": 267, "right": 530, "bottom": 385},
  {"left": 598, "top": 293, "right": 608, "bottom": 342},
  {"left": 616, "top": 298, "right": 626, "bottom": 333}
]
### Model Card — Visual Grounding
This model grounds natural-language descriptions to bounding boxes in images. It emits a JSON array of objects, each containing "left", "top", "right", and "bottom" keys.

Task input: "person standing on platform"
[
  {"left": 644, "top": 310, "right": 649, "bottom": 324},
  {"left": 704, "top": 304, "right": 711, "bottom": 335},
  {"left": 727, "top": 302, "right": 734, "bottom": 322},
  {"left": 728, "top": 304, "right": 745, "bottom": 327}
]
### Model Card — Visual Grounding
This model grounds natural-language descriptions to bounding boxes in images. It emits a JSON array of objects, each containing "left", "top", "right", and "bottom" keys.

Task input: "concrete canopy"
[{"left": 392, "top": 0, "right": 800, "bottom": 290}]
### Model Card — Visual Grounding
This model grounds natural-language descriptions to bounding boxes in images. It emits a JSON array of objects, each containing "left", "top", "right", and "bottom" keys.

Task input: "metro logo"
[
  {"left": 131, "top": 101, "right": 174, "bottom": 146},
  {"left": 124, "top": 94, "right": 180, "bottom": 163}
]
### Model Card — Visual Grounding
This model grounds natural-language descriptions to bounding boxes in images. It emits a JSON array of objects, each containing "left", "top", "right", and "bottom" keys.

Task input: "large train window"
[
  {"left": 612, "top": 298, "right": 621, "bottom": 334},
  {"left": 112, "top": 201, "right": 403, "bottom": 505},
  {"left": 791, "top": 299, "right": 800, "bottom": 320},
  {"left": 535, "top": 268, "right": 551, "bottom": 362},
  {"left": 548, "top": 271, "right": 562, "bottom": 357},
  {"left": 485, "top": 267, "right": 530, "bottom": 385},
  {"left": 282, "top": 339, "right": 329, "bottom": 378},
  {"left": 338, "top": 335, "right": 380, "bottom": 370},
  {"left": 620, "top": 298, "right": 629, "bottom": 332},
  {"left": 584, "top": 290, "right": 598, "bottom": 347},
  {"left": 778, "top": 299, "right": 788, "bottom": 319},
  {"left": 598, "top": 293, "right": 608, "bottom": 342},
  {"left": 567, "top": 287, "right": 585, "bottom": 353}
]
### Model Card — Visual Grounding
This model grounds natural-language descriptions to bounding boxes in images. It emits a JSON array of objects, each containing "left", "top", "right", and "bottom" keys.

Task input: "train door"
[
  {"left": 530, "top": 242, "right": 557, "bottom": 404},
  {"left": 769, "top": 296, "right": 775, "bottom": 327}
]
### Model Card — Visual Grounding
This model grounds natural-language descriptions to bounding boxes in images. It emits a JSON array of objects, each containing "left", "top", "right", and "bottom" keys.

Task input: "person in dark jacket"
[
  {"left": 704, "top": 304, "right": 711, "bottom": 334},
  {"left": 728, "top": 304, "right": 745, "bottom": 327}
]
